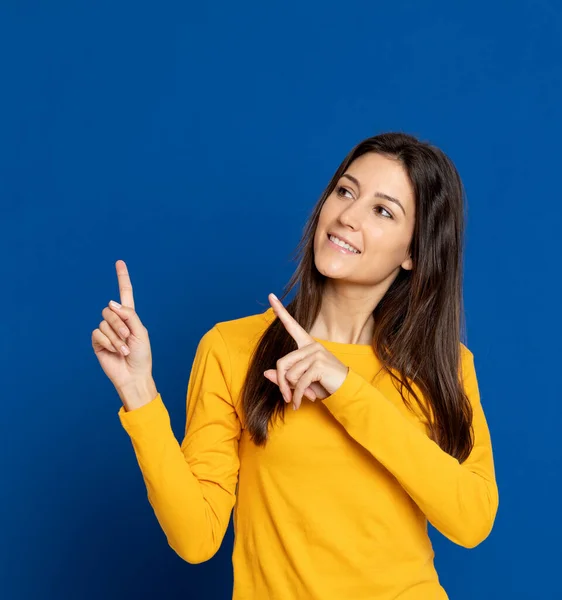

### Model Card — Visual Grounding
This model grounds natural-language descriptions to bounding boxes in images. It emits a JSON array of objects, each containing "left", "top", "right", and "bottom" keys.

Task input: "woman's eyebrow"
[{"left": 341, "top": 173, "right": 406, "bottom": 216}]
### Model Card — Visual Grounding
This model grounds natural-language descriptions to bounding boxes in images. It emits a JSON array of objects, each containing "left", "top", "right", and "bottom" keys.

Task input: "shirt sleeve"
[
  {"left": 321, "top": 346, "right": 499, "bottom": 548},
  {"left": 117, "top": 325, "right": 241, "bottom": 564}
]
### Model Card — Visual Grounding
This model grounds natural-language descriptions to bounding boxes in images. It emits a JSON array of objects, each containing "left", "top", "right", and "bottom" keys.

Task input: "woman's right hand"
[{"left": 91, "top": 260, "right": 154, "bottom": 400}]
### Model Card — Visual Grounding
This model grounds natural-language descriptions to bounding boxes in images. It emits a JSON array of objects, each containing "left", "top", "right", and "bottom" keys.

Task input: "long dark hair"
[{"left": 240, "top": 132, "right": 474, "bottom": 463}]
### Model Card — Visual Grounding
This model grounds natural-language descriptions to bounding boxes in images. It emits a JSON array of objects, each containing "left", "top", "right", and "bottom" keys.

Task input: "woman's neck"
[{"left": 309, "top": 303, "right": 375, "bottom": 345}]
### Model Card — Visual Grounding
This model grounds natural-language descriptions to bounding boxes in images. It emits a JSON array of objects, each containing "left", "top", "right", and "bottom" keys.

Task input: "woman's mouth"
[{"left": 326, "top": 233, "right": 361, "bottom": 255}]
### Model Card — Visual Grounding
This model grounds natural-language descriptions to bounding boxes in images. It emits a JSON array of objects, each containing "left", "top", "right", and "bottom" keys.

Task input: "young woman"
[{"left": 92, "top": 132, "right": 498, "bottom": 599}]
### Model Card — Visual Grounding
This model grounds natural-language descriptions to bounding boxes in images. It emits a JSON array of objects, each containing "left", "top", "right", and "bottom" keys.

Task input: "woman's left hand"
[{"left": 263, "top": 293, "right": 349, "bottom": 410}]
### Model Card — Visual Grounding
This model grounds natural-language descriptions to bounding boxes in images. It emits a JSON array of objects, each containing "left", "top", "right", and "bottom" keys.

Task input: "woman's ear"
[{"left": 401, "top": 255, "right": 413, "bottom": 271}]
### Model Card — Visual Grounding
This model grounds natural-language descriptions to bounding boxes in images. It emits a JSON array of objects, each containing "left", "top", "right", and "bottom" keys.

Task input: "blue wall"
[{"left": 1, "top": 1, "right": 560, "bottom": 598}]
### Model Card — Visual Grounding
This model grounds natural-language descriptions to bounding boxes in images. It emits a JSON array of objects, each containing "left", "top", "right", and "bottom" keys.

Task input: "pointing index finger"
[
  {"left": 115, "top": 260, "right": 135, "bottom": 310},
  {"left": 268, "top": 293, "right": 313, "bottom": 348}
]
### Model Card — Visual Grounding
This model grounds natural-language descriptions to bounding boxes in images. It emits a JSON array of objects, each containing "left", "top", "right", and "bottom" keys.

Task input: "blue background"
[{"left": 1, "top": 1, "right": 560, "bottom": 598}]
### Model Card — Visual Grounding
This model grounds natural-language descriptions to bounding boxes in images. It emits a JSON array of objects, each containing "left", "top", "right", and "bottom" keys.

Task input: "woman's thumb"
[{"left": 110, "top": 302, "right": 146, "bottom": 338}]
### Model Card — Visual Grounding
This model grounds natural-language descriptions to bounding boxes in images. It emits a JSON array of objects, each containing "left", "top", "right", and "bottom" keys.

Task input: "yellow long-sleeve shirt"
[{"left": 118, "top": 306, "right": 499, "bottom": 599}]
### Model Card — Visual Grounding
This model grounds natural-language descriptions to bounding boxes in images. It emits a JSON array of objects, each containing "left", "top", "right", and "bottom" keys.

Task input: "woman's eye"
[
  {"left": 336, "top": 185, "right": 353, "bottom": 198},
  {"left": 337, "top": 186, "right": 393, "bottom": 219},
  {"left": 374, "top": 206, "right": 393, "bottom": 219}
]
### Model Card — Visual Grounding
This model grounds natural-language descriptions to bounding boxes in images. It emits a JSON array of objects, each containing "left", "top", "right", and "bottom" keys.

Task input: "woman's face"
[{"left": 313, "top": 152, "right": 416, "bottom": 286}]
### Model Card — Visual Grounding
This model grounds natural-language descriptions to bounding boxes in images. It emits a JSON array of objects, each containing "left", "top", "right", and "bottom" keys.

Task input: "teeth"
[{"left": 329, "top": 235, "right": 359, "bottom": 253}]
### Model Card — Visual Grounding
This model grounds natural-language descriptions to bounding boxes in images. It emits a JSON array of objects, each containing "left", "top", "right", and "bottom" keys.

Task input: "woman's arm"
[
  {"left": 321, "top": 346, "right": 499, "bottom": 548},
  {"left": 118, "top": 325, "right": 241, "bottom": 563}
]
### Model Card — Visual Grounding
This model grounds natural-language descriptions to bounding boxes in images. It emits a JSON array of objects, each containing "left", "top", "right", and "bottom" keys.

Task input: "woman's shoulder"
[
  {"left": 209, "top": 305, "right": 274, "bottom": 353},
  {"left": 459, "top": 341, "right": 474, "bottom": 367},
  {"left": 199, "top": 307, "right": 274, "bottom": 404}
]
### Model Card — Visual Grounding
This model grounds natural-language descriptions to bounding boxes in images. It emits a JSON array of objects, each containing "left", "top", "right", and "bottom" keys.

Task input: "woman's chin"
[{"left": 315, "top": 259, "right": 353, "bottom": 279}]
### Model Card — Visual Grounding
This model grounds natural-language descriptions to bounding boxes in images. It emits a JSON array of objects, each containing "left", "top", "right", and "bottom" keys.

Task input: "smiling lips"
[{"left": 326, "top": 233, "right": 361, "bottom": 255}]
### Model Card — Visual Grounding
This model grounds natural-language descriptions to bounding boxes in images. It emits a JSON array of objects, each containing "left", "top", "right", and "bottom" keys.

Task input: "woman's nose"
[{"left": 338, "top": 205, "right": 361, "bottom": 230}]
